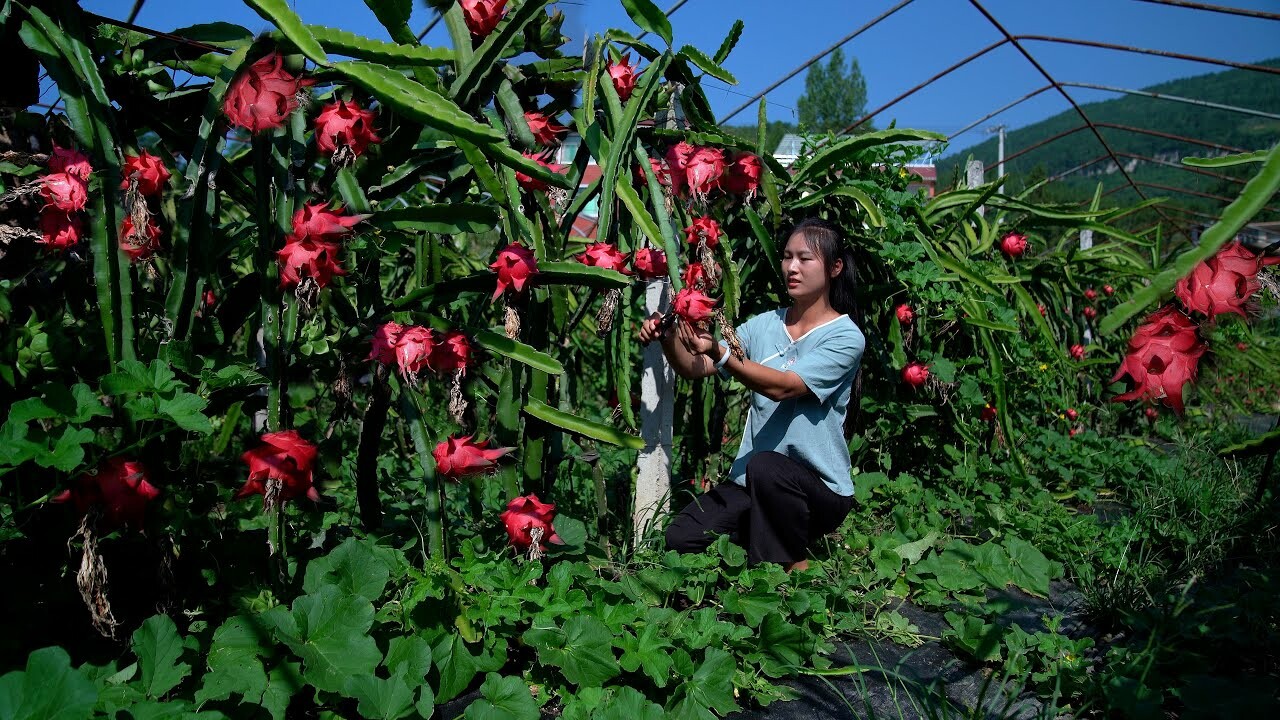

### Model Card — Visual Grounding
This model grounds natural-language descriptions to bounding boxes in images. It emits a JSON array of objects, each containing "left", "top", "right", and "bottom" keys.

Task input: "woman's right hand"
[{"left": 637, "top": 312, "right": 665, "bottom": 344}]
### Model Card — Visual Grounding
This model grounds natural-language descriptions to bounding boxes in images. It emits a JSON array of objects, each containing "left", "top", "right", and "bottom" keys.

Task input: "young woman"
[{"left": 638, "top": 218, "right": 866, "bottom": 571}]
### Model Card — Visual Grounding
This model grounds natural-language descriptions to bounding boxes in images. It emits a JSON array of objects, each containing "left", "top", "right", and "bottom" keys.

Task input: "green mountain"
[{"left": 937, "top": 58, "right": 1280, "bottom": 229}]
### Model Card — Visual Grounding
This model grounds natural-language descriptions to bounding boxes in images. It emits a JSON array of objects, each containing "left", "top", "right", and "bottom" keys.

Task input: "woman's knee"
[
  {"left": 746, "top": 451, "right": 788, "bottom": 490},
  {"left": 665, "top": 519, "right": 710, "bottom": 553}
]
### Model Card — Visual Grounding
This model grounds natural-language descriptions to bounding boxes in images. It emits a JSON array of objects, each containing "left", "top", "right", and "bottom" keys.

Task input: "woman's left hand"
[{"left": 676, "top": 318, "right": 719, "bottom": 358}]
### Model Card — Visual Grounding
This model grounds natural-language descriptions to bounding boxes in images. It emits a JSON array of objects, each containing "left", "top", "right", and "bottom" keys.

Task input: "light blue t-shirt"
[{"left": 719, "top": 309, "right": 865, "bottom": 497}]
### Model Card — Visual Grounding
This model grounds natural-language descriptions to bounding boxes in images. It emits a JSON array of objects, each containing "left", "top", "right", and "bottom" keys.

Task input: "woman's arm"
[
  {"left": 674, "top": 321, "right": 809, "bottom": 400},
  {"left": 638, "top": 313, "right": 717, "bottom": 379}
]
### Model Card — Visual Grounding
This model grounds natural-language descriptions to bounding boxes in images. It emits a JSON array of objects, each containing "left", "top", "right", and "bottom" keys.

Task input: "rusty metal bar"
[
  {"left": 1047, "top": 153, "right": 1111, "bottom": 183},
  {"left": 948, "top": 84, "right": 1053, "bottom": 140},
  {"left": 719, "top": 0, "right": 920, "bottom": 123},
  {"left": 1016, "top": 35, "right": 1280, "bottom": 76},
  {"left": 1135, "top": 181, "right": 1280, "bottom": 214},
  {"left": 1094, "top": 122, "right": 1250, "bottom": 154},
  {"left": 1159, "top": 204, "right": 1223, "bottom": 222},
  {"left": 982, "top": 123, "right": 1089, "bottom": 170},
  {"left": 1132, "top": 0, "right": 1280, "bottom": 22},
  {"left": 839, "top": 38, "right": 1009, "bottom": 134},
  {"left": 965, "top": 0, "right": 1192, "bottom": 239},
  {"left": 1061, "top": 81, "right": 1280, "bottom": 121}
]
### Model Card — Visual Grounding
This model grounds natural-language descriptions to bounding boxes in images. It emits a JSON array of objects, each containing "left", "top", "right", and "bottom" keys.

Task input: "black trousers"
[{"left": 664, "top": 451, "right": 854, "bottom": 565}]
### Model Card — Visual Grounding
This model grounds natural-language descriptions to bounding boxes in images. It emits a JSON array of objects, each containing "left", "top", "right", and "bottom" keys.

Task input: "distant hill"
[{"left": 937, "top": 58, "right": 1280, "bottom": 227}]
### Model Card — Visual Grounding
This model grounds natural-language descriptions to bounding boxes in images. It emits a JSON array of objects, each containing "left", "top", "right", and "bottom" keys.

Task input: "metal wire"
[
  {"left": 636, "top": 0, "right": 692, "bottom": 42},
  {"left": 1130, "top": 0, "right": 1280, "bottom": 22},
  {"left": 717, "top": 0, "right": 916, "bottom": 124}
]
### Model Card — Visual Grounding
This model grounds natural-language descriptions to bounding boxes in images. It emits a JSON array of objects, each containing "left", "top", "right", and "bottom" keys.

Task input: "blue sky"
[{"left": 79, "top": 0, "right": 1280, "bottom": 154}]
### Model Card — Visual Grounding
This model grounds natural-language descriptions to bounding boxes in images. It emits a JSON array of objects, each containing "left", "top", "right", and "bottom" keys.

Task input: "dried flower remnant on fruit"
[
  {"left": 315, "top": 100, "right": 381, "bottom": 158},
  {"left": 119, "top": 216, "right": 162, "bottom": 262},
  {"left": 715, "top": 308, "right": 744, "bottom": 361}
]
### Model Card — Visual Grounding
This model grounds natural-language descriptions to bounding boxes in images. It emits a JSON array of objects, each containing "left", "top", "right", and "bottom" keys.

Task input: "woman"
[{"left": 638, "top": 219, "right": 866, "bottom": 571}]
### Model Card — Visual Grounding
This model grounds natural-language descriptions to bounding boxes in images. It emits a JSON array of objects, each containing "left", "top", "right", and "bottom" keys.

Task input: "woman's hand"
[
  {"left": 676, "top": 318, "right": 719, "bottom": 359},
  {"left": 637, "top": 312, "right": 665, "bottom": 344}
]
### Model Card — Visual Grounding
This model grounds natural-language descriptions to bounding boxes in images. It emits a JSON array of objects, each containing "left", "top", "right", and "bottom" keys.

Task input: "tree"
[{"left": 796, "top": 47, "right": 869, "bottom": 134}]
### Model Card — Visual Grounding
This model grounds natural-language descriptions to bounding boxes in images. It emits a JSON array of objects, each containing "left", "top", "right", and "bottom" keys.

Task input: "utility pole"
[{"left": 986, "top": 124, "right": 1006, "bottom": 194}]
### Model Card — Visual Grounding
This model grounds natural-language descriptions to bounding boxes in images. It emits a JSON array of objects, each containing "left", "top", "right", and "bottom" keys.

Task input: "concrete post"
[
  {"left": 634, "top": 279, "right": 674, "bottom": 541},
  {"left": 1080, "top": 229, "right": 1094, "bottom": 345},
  {"left": 966, "top": 159, "right": 985, "bottom": 216}
]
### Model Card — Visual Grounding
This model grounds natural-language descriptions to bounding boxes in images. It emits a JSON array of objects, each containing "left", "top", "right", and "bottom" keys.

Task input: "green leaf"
[
  {"left": 39, "top": 427, "right": 94, "bottom": 472},
  {"left": 472, "top": 329, "right": 564, "bottom": 375},
  {"left": 261, "top": 661, "right": 303, "bottom": 720},
  {"left": 195, "top": 617, "right": 268, "bottom": 706},
  {"left": 596, "top": 686, "right": 666, "bottom": 720},
  {"left": 157, "top": 393, "right": 214, "bottom": 434},
  {"left": 792, "top": 129, "right": 946, "bottom": 185},
  {"left": 132, "top": 615, "right": 191, "bottom": 699},
  {"left": 274, "top": 587, "right": 382, "bottom": 693},
  {"left": 757, "top": 613, "right": 808, "bottom": 670},
  {"left": 344, "top": 673, "right": 416, "bottom": 720},
  {"left": 464, "top": 673, "right": 539, "bottom": 720},
  {"left": 713, "top": 20, "right": 744, "bottom": 64},
  {"left": 0, "top": 647, "right": 97, "bottom": 720},
  {"left": 1002, "top": 536, "right": 1052, "bottom": 597},
  {"left": 522, "top": 617, "right": 620, "bottom": 687},
  {"left": 618, "top": 622, "right": 674, "bottom": 688},
  {"left": 384, "top": 636, "right": 433, "bottom": 683},
  {"left": 677, "top": 45, "right": 735, "bottom": 84},
  {"left": 244, "top": 0, "right": 329, "bottom": 66},
  {"left": 333, "top": 61, "right": 503, "bottom": 145},
  {"left": 1100, "top": 142, "right": 1280, "bottom": 335},
  {"left": 101, "top": 359, "right": 181, "bottom": 395},
  {"left": 621, "top": 0, "right": 673, "bottom": 46},
  {"left": 1183, "top": 149, "right": 1269, "bottom": 168},
  {"left": 308, "top": 24, "right": 452, "bottom": 65},
  {"left": 432, "top": 634, "right": 478, "bottom": 704},
  {"left": 893, "top": 531, "right": 939, "bottom": 565},
  {"left": 670, "top": 648, "right": 737, "bottom": 718},
  {"left": 370, "top": 204, "right": 499, "bottom": 234},
  {"left": 302, "top": 538, "right": 392, "bottom": 602},
  {"left": 524, "top": 398, "right": 644, "bottom": 450}
]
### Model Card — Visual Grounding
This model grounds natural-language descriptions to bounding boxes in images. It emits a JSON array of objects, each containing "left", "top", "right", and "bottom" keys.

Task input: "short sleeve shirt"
[{"left": 719, "top": 309, "right": 865, "bottom": 497}]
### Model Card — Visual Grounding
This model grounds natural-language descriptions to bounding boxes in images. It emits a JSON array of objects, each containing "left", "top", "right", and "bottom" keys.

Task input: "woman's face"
[{"left": 782, "top": 232, "right": 839, "bottom": 302}]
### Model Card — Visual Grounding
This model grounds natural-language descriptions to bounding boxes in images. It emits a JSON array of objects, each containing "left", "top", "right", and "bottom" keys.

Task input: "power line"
[{"left": 636, "top": 0, "right": 692, "bottom": 42}]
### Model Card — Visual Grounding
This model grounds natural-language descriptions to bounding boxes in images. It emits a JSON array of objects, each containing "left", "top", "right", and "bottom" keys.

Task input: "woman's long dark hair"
[{"left": 788, "top": 218, "right": 865, "bottom": 437}]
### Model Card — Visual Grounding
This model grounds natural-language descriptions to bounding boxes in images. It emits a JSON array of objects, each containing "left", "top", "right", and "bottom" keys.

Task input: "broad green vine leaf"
[
  {"left": 273, "top": 587, "right": 381, "bottom": 693},
  {"left": 621, "top": 0, "right": 673, "bottom": 46},
  {"left": 431, "top": 634, "right": 478, "bottom": 704},
  {"left": 343, "top": 672, "right": 416, "bottom": 720},
  {"left": 302, "top": 538, "right": 392, "bottom": 602},
  {"left": 463, "top": 673, "right": 539, "bottom": 720},
  {"left": 384, "top": 637, "right": 433, "bottom": 684},
  {"left": 1002, "top": 536, "right": 1053, "bottom": 598},
  {"left": 131, "top": 615, "right": 191, "bottom": 699},
  {"left": 0, "top": 647, "right": 97, "bottom": 720},
  {"left": 244, "top": 0, "right": 328, "bottom": 66},
  {"left": 194, "top": 617, "right": 268, "bottom": 707},
  {"left": 522, "top": 616, "right": 620, "bottom": 687},
  {"left": 668, "top": 648, "right": 737, "bottom": 718}
]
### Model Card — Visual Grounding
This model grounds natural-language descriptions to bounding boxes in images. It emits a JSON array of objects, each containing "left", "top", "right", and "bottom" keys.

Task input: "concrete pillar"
[
  {"left": 634, "top": 279, "right": 675, "bottom": 541},
  {"left": 966, "top": 159, "right": 985, "bottom": 217}
]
